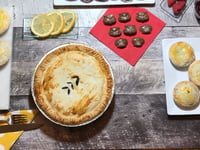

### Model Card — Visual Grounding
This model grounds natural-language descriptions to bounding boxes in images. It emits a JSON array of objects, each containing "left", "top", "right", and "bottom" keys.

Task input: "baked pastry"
[
  {"left": 81, "top": 0, "right": 93, "bottom": 3},
  {"left": 118, "top": 12, "right": 131, "bottom": 23},
  {"left": 136, "top": 12, "right": 149, "bottom": 22},
  {"left": 173, "top": 81, "right": 200, "bottom": 109},
  {"left": 139, "top": 25, "right": 152, "bottom": 34},
  {"left": 109, "top": 27, "right": 121, "bottom": 37},
  {"left": 103, "top": 14, "right": 116, "bottom": 25},
  {"left": 188, "top": 60, "right": 200, "bottom": 86},
  {"left": 132, "top": 37, "right": 145, "bottom": 47},
  {"left": 0, "top": 9, "right": 11, "bottom": 35},
  {"left": 33, "top": 44, "right": 114, "bottom": 126},
  {"left": 169, "top": 41, "right": 195, "bottom": 68},
  {"left": 123, "top": 25, "right": 137, "bottom": 36},
  {"left": 0, "top": 40, "right": 10, "bottom": 66},
  {"left": 115, "top": 38, "right": 128, "bottom": 49}
]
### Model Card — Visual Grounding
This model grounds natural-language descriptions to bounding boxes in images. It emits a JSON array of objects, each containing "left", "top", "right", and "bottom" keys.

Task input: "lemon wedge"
[
  {"left": 47, "top": 11, "right": 65, "bottom": 35},
  {"left": 31, "top": 14, "right": 55, "bottom": 38},
  {"left": 60, "top": 10, "right": 76, "bottom": 33}
]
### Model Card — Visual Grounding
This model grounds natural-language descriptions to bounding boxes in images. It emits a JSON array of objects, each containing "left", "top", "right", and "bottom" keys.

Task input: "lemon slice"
[
  {"left": 47, "top": 11, "right": 65, "bottom": 35},
  {"left": 31, "top": 14, "right": 55, "bottom": 38},
  {"left": 60, "top": 10, "right": 76, "bottom": 33}
]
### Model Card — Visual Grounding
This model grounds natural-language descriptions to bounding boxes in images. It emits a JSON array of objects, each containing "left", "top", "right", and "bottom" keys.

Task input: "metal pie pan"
[{"left": 31, "top": 43, "right": 115, "bottom": 127}]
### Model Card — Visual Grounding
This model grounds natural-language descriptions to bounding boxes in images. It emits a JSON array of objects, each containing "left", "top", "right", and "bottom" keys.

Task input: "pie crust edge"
[{"left": 33, "top": 44, "right": 114, "bottom": 126}]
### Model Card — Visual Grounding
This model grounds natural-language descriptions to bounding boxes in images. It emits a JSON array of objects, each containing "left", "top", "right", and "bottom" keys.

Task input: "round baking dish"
[{"left": 31, "top": 43, "right": 114, "bottom": 127}]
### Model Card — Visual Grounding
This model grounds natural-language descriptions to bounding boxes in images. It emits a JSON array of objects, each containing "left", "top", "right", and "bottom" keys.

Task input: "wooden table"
[{"left": 1, "top": 0, "right": 200, "bottom": 149}]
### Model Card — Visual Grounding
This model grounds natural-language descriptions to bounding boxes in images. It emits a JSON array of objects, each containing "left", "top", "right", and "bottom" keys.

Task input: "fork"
[{"left": 0, "top": 114, "right": 28, "bottom": 125}]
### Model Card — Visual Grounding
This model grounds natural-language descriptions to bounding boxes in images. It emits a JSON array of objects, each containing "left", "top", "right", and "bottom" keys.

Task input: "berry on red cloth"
[{"left": 172, "top": 1, "right": 186, "bottom": 15}]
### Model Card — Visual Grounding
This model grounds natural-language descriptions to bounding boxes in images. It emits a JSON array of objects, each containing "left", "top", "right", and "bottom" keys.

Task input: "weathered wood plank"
[
  {"left": 11, "top": 27, "right": 200, "bottom": 96},
  {"left": 10, "top": 94, "right": 200, "bottom": 149},
  {"left": 12, "top": 26, "right": 200, "bottom": 63},
  {"left": 10, "top": 59, "right": 165, "bottom": 96}
]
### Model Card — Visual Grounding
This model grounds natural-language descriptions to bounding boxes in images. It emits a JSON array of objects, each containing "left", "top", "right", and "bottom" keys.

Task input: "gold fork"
[{"left": 0, "top": 114, "right": 28, "bottom": 125}]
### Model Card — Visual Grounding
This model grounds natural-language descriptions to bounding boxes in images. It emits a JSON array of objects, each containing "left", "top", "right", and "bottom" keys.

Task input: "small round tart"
[
  {"left": 188, "top": 60, "right": 200, "bottom": 86},
  {"left": 0, "top": 9, "right": 11, "bottom": 35},
  {"left": 0, "top": 40, "right": 10, "bottom": 66},
  {"left": 169, "top": 41, "right": 195, "bottom": 68},
  {"left": 173, "top": 81, "right": 200, "bottom": 110},
  {"left": 32, "top": 44, "right": 114, "bottom": 126}
]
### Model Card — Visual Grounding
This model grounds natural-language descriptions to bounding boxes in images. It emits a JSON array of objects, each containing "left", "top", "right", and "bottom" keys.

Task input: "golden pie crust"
[
  {"left": 169, "top": 41, "right": 195, "bottom": 68},
  {"left": 188, "top": 60, "right": 200, "bottom": 86},
  {"left": 33, "top": 44, "right": 114, "bottom": 126},
  {"left": 173, "top": 81, "right": 199, "bottom": 109}
]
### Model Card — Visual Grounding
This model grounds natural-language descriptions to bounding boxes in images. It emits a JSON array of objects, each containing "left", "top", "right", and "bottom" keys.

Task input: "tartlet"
[
  {"left": 169, "top": 41, "right": 195, "bottom": 68},
  {"left": 173, "top": 81, "right": 200, "bottom": 109},
  {"left": 188, "top": 60, "right": 200, "bottom": 86},
  {"left": 32, "top": 44, "right": 114, "bottom": 126},
  {"left": 0, "top": 40, "right": 10, "bottom": 66}
]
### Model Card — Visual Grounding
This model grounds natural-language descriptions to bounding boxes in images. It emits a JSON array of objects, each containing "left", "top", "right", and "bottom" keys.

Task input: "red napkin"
[{"left": 90, "top": 7, "right": 166, "bottom": 66}]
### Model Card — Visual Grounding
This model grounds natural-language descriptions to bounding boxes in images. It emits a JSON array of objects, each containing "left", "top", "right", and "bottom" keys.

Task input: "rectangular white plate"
[
  {"left": 0, "top": 7, "right": 13, "bottom": 110},
  {"left": 54, "top": 0, "right": 155, "bottom": 6},
  {"left": 162, "top": 38, "right": 200, "bottom": 115}
]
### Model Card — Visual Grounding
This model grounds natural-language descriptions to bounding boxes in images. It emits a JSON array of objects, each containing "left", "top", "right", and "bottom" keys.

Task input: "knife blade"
[{"left": 0, "top": 123, "right": 43, "bottom": 133}]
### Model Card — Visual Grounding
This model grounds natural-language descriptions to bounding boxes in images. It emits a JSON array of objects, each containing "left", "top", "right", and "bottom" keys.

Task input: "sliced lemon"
[
  {"left": 31, "top": 14, "right": 55, "bottom": 38},
  {"left": 47, "top": 11, "right": 65, "bottom": 35},
  {"left": 60, "top": 10, "right": 76, "bottom": 33}
]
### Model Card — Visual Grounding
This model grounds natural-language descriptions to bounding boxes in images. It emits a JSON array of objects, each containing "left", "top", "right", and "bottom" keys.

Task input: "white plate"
[
  {"left": 162, "top": 38, "right": 200, "bottom": 115},
  {"left": 53, "top": 0, "right": 155, "bottom": 6},
  {"left": 0, "top": 7, "right": 13, "bottom": 110}
]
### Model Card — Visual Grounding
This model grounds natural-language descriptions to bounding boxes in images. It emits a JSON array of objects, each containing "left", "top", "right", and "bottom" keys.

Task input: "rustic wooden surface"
[{"left": 1, "top": 0, "right": 200, "bottom": 149}]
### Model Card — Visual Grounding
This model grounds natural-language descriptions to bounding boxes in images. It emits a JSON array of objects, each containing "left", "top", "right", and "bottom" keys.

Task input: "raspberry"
[
  {"left": 168, "top": 0, "right": 176, "bottom": 7},
  {"left": 172, "top": 1, "right": 186, "bottom": 15}
]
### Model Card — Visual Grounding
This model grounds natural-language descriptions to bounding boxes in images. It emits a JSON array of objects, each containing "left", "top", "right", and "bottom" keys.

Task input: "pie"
[
  {"left": 169, "top": 41, "right": 195, "bottom": 68},
  {"left": 188, "top": 60, "right": 200, "bottom": 86},
  {"left": 32, "top": 44, "right": 114, "bottom": 126},
  {"left": 173, "top": 81, "right": 199, "bottom": 110}
]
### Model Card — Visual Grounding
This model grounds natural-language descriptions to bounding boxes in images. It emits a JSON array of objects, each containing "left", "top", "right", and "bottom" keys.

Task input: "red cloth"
[{"left": 90, "top": 7, "right": 166, "bottom": 66}]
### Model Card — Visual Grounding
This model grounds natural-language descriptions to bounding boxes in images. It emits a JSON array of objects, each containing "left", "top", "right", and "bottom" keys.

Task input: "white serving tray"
[
  {"left": 54, "top": 0, "right": 155, "bottom": 6},
  {"left": 162, "top": 38, "right": 200, "bottom": 115},
  {"left": 0, "top": 7, "right": 13, "bottom": 110}
]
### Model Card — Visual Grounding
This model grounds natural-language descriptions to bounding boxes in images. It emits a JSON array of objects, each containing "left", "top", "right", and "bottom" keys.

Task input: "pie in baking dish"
[{"left": 33, "top": 44, "right": 114, "bottom": 126}]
